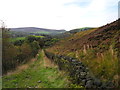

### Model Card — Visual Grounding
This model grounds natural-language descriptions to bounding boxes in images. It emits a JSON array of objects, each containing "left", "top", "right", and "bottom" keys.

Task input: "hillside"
[
  {"left": 47, "top": 19, "right": 119, "bottom": 55},
  {"left": 53, "top": 27, "right": 95, "bottom": 39},
  {"left": 10, "top": 27, "right": 66, "bottom": 35},
  {"left": 46, "top": 19, "right": 120, "bottom": 87}
]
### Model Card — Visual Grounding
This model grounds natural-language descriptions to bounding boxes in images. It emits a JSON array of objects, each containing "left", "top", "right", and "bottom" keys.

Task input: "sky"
[{"left": 0, "top": 0, "right": 119, "bottom": 30}]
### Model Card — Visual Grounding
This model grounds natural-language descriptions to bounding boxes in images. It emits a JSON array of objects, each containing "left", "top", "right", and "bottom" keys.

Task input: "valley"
[{"left": 2, "top": 19, "right": 120, "bottom": 89}]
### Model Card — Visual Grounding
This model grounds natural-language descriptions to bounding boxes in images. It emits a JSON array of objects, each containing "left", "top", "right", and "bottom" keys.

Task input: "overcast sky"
[{"left": 0, "top": 0, "right": 119, "bottom": 30}]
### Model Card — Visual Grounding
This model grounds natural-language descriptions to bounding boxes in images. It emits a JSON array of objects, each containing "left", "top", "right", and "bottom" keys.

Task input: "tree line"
[{"left": 2, "top": 28, "right": 41, "bottom": 74}]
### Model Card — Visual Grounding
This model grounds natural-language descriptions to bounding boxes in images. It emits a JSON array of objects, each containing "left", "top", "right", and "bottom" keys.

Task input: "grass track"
[{"left": 2, "top": 50, "right": 70, "bottom": 88}]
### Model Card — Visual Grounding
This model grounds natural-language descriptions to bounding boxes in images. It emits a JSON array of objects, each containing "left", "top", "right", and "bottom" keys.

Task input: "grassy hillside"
[
  {"left": 46, "top": 19, "right": 119, "bottom": 87},
  {"left": 2, "top": 50, "right": 71, "bottom": 88},
  {"left": 48, "top": 28, "right": 97, "bottom": 54}
]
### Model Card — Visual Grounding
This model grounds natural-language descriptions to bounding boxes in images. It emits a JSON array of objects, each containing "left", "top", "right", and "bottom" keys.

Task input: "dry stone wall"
[{"left": 44, "top": 50, "right": 114, "bottom": 89}]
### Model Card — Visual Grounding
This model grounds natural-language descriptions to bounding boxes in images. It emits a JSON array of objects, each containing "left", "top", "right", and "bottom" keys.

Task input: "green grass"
[
  {"left": 10, "top": 37, "right": 25, "bottom": 42},
  {"left": 10, "top": 35, "right": 44, "bottom": 42},
  {"left": 2, "top": 50, "right": 70, "bottom": 88},
  {"left": 32, "top": 31, "right": 50, "bottom": 34},
  {"left": 32, "top": 35, "right": 44, "bottom": 38}
]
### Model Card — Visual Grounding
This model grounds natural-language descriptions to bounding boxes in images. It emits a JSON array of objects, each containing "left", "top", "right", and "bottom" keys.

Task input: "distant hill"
[
  {"left": 10, "top": 27, "right": 66, "bottom": 35},
  {"left": 53, "top": 27, "right": 95, "bottom": 38},
  {"left": 69, "top": 27, "right": 94, "bottom": 34}
]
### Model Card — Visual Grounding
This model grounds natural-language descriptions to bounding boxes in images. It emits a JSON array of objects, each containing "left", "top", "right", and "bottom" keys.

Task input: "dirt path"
[{"left": 42, "top": 50, "right": 57, "bottom": 68}]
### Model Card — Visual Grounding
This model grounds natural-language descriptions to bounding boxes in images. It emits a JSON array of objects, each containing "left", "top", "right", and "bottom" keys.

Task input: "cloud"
[
  {"left": 64, "top": 0, "right": 91, "bottom": 8},
  {"left": 0, "top": 0, "right": 118, "bottom": 30}
]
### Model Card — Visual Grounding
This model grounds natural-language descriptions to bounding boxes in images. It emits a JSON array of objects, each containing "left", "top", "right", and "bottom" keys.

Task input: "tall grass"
[{"left": 76, "top": 47, "right": 119, "bottom": 87}]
